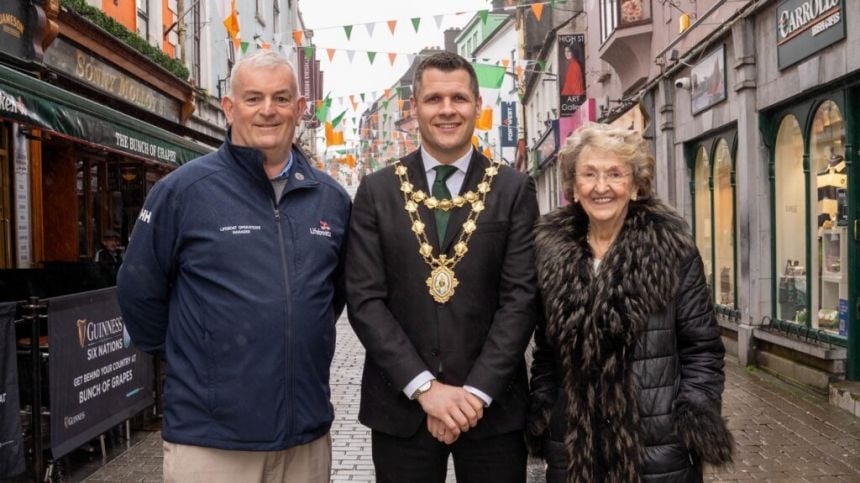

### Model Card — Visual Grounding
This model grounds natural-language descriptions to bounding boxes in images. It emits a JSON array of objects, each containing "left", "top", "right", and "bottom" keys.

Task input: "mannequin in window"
[{"left": 817, "top": 149, "right": 846, "bottom": 228}]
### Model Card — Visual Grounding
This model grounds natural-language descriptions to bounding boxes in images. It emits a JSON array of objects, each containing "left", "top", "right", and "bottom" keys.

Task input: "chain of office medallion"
[{"left": 393, "top": 160, "right": 500, "bottom": 270}]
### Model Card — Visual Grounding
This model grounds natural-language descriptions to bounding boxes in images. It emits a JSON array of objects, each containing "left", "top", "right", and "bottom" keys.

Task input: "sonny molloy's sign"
[{"left": 776, "top": 0, "right": 845, "bottom": 70}]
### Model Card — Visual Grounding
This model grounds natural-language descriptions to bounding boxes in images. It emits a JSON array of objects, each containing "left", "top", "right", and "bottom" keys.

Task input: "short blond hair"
[{"left": 558, "top": 123, "right": 654, "bottom": 201}]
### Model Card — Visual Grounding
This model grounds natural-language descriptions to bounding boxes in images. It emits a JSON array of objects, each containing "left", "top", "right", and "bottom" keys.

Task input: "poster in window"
[
  {"left": 558, "top": 34, "right": 586, "bottom": 118},
  {"left": 691, "top": 45, "right": 727, "bottom": 114}
]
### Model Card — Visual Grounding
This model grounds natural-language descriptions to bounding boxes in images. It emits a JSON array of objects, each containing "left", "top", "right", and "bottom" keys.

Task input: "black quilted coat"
[{"left": 527, "top": 198, "right": 734, "bottom": 482}]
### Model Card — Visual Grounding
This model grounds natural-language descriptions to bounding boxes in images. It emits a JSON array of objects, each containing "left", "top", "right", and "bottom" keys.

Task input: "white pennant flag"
[
  {"left": 365, "top": 22, "right": 376, "bottom": 37},
  {"left": 346, "top": 50, "right": 356, "bottom": 63},
  {"left": 433, "top": 15, "right": 444, "bottom": 30}
]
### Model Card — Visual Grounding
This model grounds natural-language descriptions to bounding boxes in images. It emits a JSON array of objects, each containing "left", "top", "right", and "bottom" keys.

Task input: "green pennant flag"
[
  {"left": 343, "top": 25, "right": 353, "bottom": 40},
  {"left": 360, "top": 93, "right": 366, "bottom": 102},
  {"left": 411, "top": 17, "right": 421, "bottom": 33},
  {"left": 383, "top": 99, "right": 390, "bottom": 109},
  {"left": 478, "top": 10, "right": 489, "bottom": 25},
  {"left": 550, "top": 0, "right": 556, "bottom": 7},
  {"left": 331, "top": 109, "right": 348, "bottom": 129},
  {"left": 241, "top": 42, "right": 250, "bottom": 54},
  {"left": 367, "top": 51, "right": 377, "bottom": 64},
  {"left": 395, "top": 86, "right": 403, "bottom": 98},
  {"left": 304, "top": 46, "right": 314, "bottom": 59},
  {"left": 315, "top": 94, "right": 332, "bottom": 123},
  {"left": 472, "top": 63, "right": 505, "bottom": 89},
  {"left": 536, "top": 60, "right": 546, "bottom": 72}
]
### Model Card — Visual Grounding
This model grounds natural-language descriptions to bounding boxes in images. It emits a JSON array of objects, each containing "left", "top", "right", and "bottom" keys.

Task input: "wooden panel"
[{"left": 42, "top": 142, "right": 78, "bottom": 261}]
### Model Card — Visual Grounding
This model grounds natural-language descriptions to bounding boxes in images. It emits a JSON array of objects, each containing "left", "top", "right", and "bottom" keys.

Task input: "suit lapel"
[
  {"left": 441, "top": 151, "right": 487, "bottom": 253},
  {"left": 403, "top": 151, "right": 441, "bottom": 250}
]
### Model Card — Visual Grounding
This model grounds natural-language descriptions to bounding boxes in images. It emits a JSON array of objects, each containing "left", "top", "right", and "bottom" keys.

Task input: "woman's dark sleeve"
[
  {"left": 526, "top": 302, "right": 558, "bottom": 458},
  {"left": 672, "top": 250, "right": 735, "bottom": 466}
]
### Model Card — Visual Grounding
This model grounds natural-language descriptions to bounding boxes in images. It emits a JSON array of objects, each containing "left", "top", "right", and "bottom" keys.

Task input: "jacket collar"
[{"left": 220, "top": 129, "right": 320, "bottom": 195}]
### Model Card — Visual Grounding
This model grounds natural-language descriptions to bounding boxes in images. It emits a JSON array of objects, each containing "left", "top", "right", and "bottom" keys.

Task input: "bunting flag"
[
  {"left": 387, "top": 20, "right": 398, "bottom": 35},
  {"left": 475, "top": 107, "right": 493, "bottom": 131},
  {"left": 303, "top": 46, "right": 313, "bottom": 59},
  {"left": 326, "top": 48, "right": 336, "bottom": 61},
  {"left": 482, "top": 146, "right": 493, "bottom": 160},
  {"left": 292, "top": 30, "right": 303, "bottom": 45},
  {"left": 365, "top": 22, "right": 376, "bottom": 37},
  {"left": 332, "top": 109, "right": 348, "bottom": 129},
  {"left": 531, "top": 4, "right": 544, "bottom": 22},
  {"left": 478, "top": 10, "right": 489, "bottom": 25},
  {"left": 501, "top": 58, "right": 510, "bottom": 69},
  {"left": 346, "top": 50, "right": 356, "bottom": 63},
  {"left": 384, "top": 88, "right": 391, "bottom": 98},
  {"left": 472, "top": 63, "right": 505, "bottom": 89},
  {"left": 433, "top": 14, "right": 444, "bottom": 30},
  {"left": 349, "top": 95, "right": 358, "bottom": 111},
  {"left": 261, "top": 41, "right": 271, "bottom": 49},
  {"left": 343, "top": 25, "right": 353, "bottom": 40},
  {"left": 223, "top": 0, "right": 240, "bottom": 41},
  {"left": 411, "top": 17, "right": 421, "bottom": 33},
  {"left": 388, "top": 52, "right": 397, "bottom": 66},
  {"left": 396, "top": 86, "right": 402, "bottom": 98},
  {"left": 367, "top": 51, "right": 377, "bottom": 64},
  {"left": 240, "top": 41, "right": 250, "bottom": 54}
]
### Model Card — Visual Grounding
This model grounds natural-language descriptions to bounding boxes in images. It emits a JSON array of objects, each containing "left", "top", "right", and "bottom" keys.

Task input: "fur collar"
[{"left": 534, "top": 198, "right": 696, "bottom": 482}]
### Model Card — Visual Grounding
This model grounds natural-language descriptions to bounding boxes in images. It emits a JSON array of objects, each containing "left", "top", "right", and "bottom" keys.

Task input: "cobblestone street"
[{"left": 83, "top": 316, "right": 860, "bottom": 482}]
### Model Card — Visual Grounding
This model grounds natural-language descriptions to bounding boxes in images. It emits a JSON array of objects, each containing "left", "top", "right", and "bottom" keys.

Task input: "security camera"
[{"left": 674, "top": 77, "right": 691, "bottom": 90}]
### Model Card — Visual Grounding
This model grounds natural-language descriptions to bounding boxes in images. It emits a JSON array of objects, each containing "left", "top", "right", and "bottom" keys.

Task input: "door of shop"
[{"left": 0, "top": 125, "right": 10, "bottom": 268}]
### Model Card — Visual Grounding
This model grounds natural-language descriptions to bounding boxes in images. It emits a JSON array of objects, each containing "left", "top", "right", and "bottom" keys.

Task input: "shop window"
[
  {"left": 713, "top": 140, "right": 734, "bottom": 306},
  {"left": 694, "top": 147, "right": 711, "bottom": 288},
  {"left": 810, "top": 101, "right": 846, "bottom": 333},
  {"left": 692, "top": 135, "right": 737, "bottom": 307},
  {"left": 600, "top": 0, "right": 619, "bottom": 43},
  {"left": 136, "top": 0, "right": 149, "bottom": 41},
  {"left": 774, "top": 115, "right": 806, "bottom": 323}
]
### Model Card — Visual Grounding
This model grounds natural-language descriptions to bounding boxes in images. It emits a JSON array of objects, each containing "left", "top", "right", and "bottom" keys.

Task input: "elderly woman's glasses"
[{"left": 574, "top": 169, "right": 632, "bottom": 187}]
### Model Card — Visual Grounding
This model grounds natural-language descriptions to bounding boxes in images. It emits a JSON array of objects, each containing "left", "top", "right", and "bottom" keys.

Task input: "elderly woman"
[{"left": 527, "top": 123, "right": 734, "bottom": 482}]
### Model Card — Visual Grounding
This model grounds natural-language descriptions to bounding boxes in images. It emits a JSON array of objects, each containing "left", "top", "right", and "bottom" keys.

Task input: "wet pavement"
[{"left": 80, "top": 316, "right": 860, "bottom": 482}]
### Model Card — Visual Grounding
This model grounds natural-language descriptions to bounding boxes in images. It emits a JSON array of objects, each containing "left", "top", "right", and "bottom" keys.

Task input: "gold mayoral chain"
[{"left": 393, "top": 160, "right": 501, "bottom": 304}]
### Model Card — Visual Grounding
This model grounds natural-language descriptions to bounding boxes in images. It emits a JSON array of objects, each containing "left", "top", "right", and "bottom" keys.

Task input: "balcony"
[{"left": 598, "top": 0, "right": 653, "bottom": 93}]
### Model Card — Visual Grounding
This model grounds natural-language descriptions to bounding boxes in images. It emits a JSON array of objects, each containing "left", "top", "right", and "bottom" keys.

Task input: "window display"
[
  {"left": 713, "top": 140, "right": 734, "bottom": 306},
  {"left": 810, "top": 101, "right": 846, "bottom": 333},
  {"left": 774, "top": 115, "right": 806, "bottom": 322},
  {"left": 694, "top": 147, "right": 712, "bottom": 287}
]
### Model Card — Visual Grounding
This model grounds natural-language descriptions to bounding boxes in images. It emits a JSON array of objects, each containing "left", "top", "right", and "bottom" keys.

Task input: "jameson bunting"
[
  {"left": 0, "top": 303, "right": 24, "bottom": 478},
  {"left": 47, "top": 288, "right": 153, "bottom": 458}
]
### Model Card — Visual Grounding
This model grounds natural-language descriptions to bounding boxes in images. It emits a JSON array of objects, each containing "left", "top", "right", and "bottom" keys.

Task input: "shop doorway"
[{"left": 0, "top": 125, "right": 10, "bottom": 268}]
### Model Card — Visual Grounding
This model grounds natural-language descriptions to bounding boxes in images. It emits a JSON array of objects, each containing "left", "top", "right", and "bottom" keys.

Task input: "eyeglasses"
[{"left": 574, "top": 170, "right": 632, "bottom": 187}]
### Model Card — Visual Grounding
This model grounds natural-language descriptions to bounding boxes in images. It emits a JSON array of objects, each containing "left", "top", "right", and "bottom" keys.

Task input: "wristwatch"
[{"left": 412, "top": 380, "right": 433, "bottom": 400}]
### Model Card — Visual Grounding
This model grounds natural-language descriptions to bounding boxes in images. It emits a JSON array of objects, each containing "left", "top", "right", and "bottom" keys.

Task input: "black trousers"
[{"left": 371, "top": 426, "right": 526, "bottom": 483}]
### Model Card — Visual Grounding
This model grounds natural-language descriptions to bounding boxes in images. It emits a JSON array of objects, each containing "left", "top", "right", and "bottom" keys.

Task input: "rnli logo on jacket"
[{"left": 310, "top": 220, "right": 332, "bottom": 238}]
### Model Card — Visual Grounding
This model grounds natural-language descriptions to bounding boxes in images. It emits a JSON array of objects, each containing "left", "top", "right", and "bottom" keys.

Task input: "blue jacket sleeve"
[{"left": 116, "top": 180, "right": 179, "bottom": 355}]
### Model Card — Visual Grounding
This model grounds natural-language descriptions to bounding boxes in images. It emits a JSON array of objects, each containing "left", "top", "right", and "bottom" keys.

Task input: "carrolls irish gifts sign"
[{"left": 777, "top": 0, "right": 845, "bottom": 69}]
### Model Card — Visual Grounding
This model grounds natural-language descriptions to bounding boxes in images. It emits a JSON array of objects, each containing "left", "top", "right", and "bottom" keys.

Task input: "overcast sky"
[{"left": 297, "top": 0, "right": 494, "bottom": 135}]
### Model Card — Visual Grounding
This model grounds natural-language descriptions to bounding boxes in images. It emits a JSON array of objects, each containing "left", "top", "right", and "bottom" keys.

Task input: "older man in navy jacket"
[{"left": 118, "top": 50, "right": 350, "bottom": 483}]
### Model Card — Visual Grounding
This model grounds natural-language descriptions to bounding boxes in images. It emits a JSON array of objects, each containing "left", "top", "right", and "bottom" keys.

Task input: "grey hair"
[
  {"left": 228, "top": 50, "right": 300, "bottom": 97},
  {"left": 558, "top": 122, "right": 655, "bottom": 201}
]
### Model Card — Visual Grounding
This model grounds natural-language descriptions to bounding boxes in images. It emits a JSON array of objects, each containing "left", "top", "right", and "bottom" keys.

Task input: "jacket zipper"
[{"left": 273, "top": 202, "right": 294, "bottom": 437}]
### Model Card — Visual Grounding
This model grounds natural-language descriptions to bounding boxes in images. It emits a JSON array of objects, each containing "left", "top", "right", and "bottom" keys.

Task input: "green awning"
[{"left": 0, "top": 63, "right": 212, "bottom": 166}]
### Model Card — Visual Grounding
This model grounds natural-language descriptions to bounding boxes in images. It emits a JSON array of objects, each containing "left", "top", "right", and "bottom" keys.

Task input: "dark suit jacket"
[{"left": 346, "top": 149, "right": 541, "bottom": 440}]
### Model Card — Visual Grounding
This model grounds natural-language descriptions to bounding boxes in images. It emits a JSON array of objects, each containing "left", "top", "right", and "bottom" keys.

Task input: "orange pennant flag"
[
  {"left": 232, "top": 37, "right": 241, "bottom": 50},
  {"left": 388, "top": 52, "right": 397, "bottom": 65},
  {"left": 501, "top": 58, "right": 510, "bottom": 69},
  {"left": 475, "top": 107, "right": 493, "bottom": 131},
  {"left": 223, "top": 0, "right": 240, "bottom": 40},
  {"left": 384, "top": 88, "right": 391, "bottom": 98},
  {"left": 482, "top": 146, "right": 493, "bottom": 160},
  {"left": 531, "top": 4, "right": 544, "bottom": 22},
  {"left": 387, "top": 20, "right": 397, "bottom": 35},
  {"left": 261, "top": 42, "right": 271, "bottom": 49},
  {"left": 325, "top": 122, "right": 335, "bottom": 146},
  {"left": 471, "top": 135, "right": 479, "bottom": 148},
  {"left": 327, "top": 48, "right": 336, "bottom": 61},
  {"left": 349, "top": 95, "right": 358, "bottom": 111},
  {"left": 292, "top": 30, "right": 303, "bottom": 45},
  {"left": 515, "top": 65, "right": 524, "bottom": 80},
  {"left": 397, "top": 99, "right": 405, "bottom": 110},
  {"left": 316, "top": 100, "right": 324, "bottom": 110}
]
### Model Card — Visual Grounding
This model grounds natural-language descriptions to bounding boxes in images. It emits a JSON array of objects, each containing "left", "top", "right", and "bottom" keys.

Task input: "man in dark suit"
[{"left": 346, "top": 51, "right": 540, "bottom": 483}]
